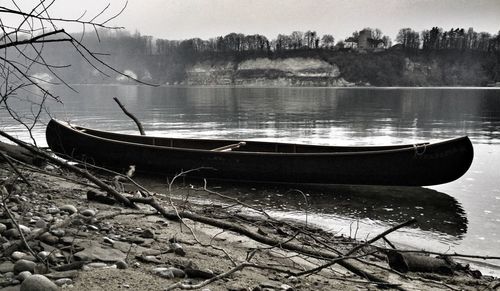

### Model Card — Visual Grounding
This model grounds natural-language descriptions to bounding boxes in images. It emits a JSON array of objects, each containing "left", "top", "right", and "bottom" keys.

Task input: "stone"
[
  {"left": 14, "top": 260, "right": 36, "bottom": 274},
  {"left": 80, "top": 209, "right": 96, "bottom": 217},
  {"left": 83, "top": 262, "right": 108, "bottom": 270},
  {"left": 47, "top": 207, "right": 59, "bottom": 215},
  {"left": 3, "top": 271, "right": 14, "bottom": 279},
  {"left": 20, "top": 274, "right": 58, "bottom": 291},
  {"left": 152, "top": 267, "right": 174, "bottom": 279},
  {"left": 166, "top": 267, "right": 185, "bottom": 278},
  {"left": 34, "top": 220, "right": 47, "bottom": 229},
  {"left": 74, "top": 242, "right": 126, "bottom": 262},
  {"left": 103, "top": 237, "right": 115, "bottom": 245},
  {"left": 140, "top": 229, "right": 155, "bottom": 239},
  {"left": 38, "top": 232, "right": 59, "bottom": 245},
  {"left": 59, "top": 205, "right": 77, "bottom": 215},
  {"left": 0, "top": 261, "right": 15, "bottom": 273},
  {"left": 0, "top": 223, "right": 6, "bottom": 234},
  {"left": 227, "top": 285, "right": 249, "bottom": 291},
  {"left": 50, "top": 229, "right": 65, "bottom": 237},
  {"left": 115, "top": 260, "right": 128, "bottom": 270},
  {"left": 87, "top": 225, "right": 99, "bottom": 231},
  {"left": 17, "top": 271, "right": 31, "bottom": 282},
  {"left": 37, "top": 251, "right": 50, "bottom": 260},
  {"left": 11, "top": 251, "right": 27, "bottom": 261},
  {"left": 3, "top": 229, "right": 20, "bottom": 239},
  {"left": 54, "top": 278, "right": 73, "bottom": 286},
  {"left": 170, "top": 243, "right": 186, "bottom": 256},
  {"left": 44, "top": 270, "right": 79, "bottom": 280}
]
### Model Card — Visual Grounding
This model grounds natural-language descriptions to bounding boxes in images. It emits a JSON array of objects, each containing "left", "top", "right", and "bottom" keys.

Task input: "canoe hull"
[{"left": 46, "top": 119, "right": 473, "bottom": 186}]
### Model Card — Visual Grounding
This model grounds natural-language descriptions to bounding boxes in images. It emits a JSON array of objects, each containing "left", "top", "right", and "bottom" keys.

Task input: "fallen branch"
[
  {"left": 0, "top": 130, "right": 137, "bottom": 208},
  {"left": 127, "top": 195, "right": 399, "bottom": 286},
  {"left": 0, "top": 152, "right": 32, "bottom": 187},
  {"left": 295, "top": 219, "right": 417, "bottom": 277},
  {"left": 0, "top": 140, "right": 44, "bottom": 166},
  {"left": 113, "top": 97, "right": 145, "bottom": 135}
]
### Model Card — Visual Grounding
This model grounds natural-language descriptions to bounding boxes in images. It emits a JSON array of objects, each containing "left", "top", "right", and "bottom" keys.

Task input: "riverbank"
[{"left": 1, "top": 162, "right": 500, "bottom": 290}]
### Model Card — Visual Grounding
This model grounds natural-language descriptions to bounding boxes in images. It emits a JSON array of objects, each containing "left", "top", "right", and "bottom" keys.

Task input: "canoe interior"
[{"left": 75, "top": 125, "right": 423, "bottom": 154}]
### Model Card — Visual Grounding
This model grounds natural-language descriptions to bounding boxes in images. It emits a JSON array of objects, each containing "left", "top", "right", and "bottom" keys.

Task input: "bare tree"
[{"left": 0, "top": 0, "right": 139, "bottom": 145}]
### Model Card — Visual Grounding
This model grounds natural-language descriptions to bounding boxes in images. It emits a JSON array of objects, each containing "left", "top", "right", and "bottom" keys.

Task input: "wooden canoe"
[{"left": 45, "top": 119, "right": 474, "bottom": 186}]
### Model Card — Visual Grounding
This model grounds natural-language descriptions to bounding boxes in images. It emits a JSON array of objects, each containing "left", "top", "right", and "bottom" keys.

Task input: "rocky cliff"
[{"left": 185, "top": 57, "right": 353, "bottom": 86}]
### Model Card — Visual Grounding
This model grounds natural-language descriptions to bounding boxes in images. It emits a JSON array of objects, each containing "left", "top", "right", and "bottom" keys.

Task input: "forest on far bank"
[{"left": 35, "top": 26, "right": 500, "bottom": 86}]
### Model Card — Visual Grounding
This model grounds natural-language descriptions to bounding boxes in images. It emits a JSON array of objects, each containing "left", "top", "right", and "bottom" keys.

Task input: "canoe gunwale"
[{"left": 56, "top": 119, "right": 461, "bottom": 157}]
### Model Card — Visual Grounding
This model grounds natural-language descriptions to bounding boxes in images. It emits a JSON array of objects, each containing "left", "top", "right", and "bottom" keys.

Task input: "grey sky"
[{"left": 38, "top": 0, "right": 500, "bottom": 41}]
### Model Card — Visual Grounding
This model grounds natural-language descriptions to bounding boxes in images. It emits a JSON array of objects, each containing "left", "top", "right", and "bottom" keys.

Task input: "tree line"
[
  {"left": 397, "top": 27, "right": 500, "bottom": 51},
  {"left": 85, "top": 26, "right": 500, "bottom": 58}
]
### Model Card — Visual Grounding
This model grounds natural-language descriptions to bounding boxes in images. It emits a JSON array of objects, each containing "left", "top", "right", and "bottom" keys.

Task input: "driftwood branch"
[
  {"left": 0, "top": 130, "right": 137, "bottom": 209},
  {"left": 127, "top": 195, "right": 398, "bottom": 286},
  {"left": 113, "top": 97, "right": 145, "bottom": 135},
  {"left": 0, "top": 151, "right": 32, "bottom": 187}
]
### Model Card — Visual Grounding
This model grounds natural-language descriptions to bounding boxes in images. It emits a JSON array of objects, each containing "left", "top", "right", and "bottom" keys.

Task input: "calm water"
[{"left": 2, "top": 85, "right": 500, "bottom": 273}]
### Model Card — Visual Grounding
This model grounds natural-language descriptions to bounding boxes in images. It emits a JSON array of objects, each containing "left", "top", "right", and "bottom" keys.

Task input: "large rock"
[
  {"left": 0, "top": 261, "right": 15, "bottom": 273},
  {"left": 20, "top": 274, "right": 58, "bottom": 291},
  {"left": 14, "top": 260, "right": 36, "bottom": 274},
  {"left": 74, "top": 242, "right": 126, "bottom": 262}
]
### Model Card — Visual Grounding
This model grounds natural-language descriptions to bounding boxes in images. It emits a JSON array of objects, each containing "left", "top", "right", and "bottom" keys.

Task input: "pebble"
[
  {"left": 170, "top": 242, "right": 186, "bottom": 256},
  {"left": 15, "top": 225, "right": 31, "bottom": 235},
  {"left": 37, "top": 251, "right": 50, "bottom": 260},
  {"left": 17, "top": 271, "right": 32, "bottom": 281},
  {"left": 12, "top": 251, "right": 28, "bottom": 260},
  {"left": 47, "top": 207, "right": 60, "bottom": 214},
  {"left": 167, "top": 267, "right": 186, "bottom": 278},
  {"left": 39, "top": 232, "right": 59, "bottom": 245},
  {"left": 280, "top": 284, "right": 293, "bottom": 291},
  {"left": 59, "top": 205, "right": 77, "bottom": 214},
  {"left": 87, "top": 225, "right": 99, "bottom": 231},
  {"left": 50, "top": 229, "right": 65, "bottom": 237},
  {"left": 3, "top": 228, "right": 20, "bottom": 239},
  {"left": 80, "top": 209, "right": 96, "bottom": 217},
  {"left": 14, "top": 259, "right": 36, "bottom": 273},
  {"left": 83, "top": 262, "right": 108, "bottom": 270},
  {"left": 0, "top": 261, "right": 15, "bottom": 273},
  {"left": 141, "top": 229, "right": 155, "bottom": 239},
  {"left": 152, "top": 267, "right": 174, "bottom": 279},
  {"left": 227, "top": 285, "right": 248, "bottom": 291},
  {"left": 34, "top": 219, "right": 47, "bottom": 229},
  {"left": 114, "top": 260, "right": 127, "bottom": 270},
  {"left": 20, "top": 274, "right": 58, "bottom": 291},
  {"left": 54, "top": 278, "right": 73, "bottom": 286},
  {"left": 103, "top": 237, "right": 115, "bottom": 245},
  {"left": 0, "top": 223, "right": 7, "bottom": 233}
]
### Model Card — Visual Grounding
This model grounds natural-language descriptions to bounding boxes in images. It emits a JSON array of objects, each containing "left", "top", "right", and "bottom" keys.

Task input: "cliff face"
[{"left": 185, "top": 57, "right": 353, "bottom": 86}]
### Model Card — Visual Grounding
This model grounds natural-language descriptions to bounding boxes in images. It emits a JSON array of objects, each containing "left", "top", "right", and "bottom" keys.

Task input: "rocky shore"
[{"left": 1, "top": 163, "right": 499, "bottom": 290}]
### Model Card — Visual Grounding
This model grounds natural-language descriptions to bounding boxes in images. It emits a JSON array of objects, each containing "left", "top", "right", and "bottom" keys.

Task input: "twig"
[
  {"left": 0, "top": 130, "right": 137, "bottom": 208},
  {"left": 295, "top": 219, "right": 417, "bottom": 278},
  {"left": 1, "top": 186, "right": 43, "bottom": 262},
  {"left": 0, "top": 152, "right": 32, "bottom": 187}
]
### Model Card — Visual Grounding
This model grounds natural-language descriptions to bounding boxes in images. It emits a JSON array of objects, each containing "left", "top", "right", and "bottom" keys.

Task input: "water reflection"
[{"left": 182, "top": 181, "right": 468, "bottom": 238}]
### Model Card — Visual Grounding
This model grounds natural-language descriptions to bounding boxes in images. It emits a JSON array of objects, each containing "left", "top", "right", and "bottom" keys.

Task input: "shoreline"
[
  {"left": 62, "top": 83, "right": 500, "bottom": 89},
  {"left": 1, "top": 164, "right": 499, "bottom": 290}
]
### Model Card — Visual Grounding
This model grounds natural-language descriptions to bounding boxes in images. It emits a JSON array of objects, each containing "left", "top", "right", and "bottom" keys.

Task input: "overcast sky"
[{"left": 17, "top": 0, "right": 500, "bottom": 41}]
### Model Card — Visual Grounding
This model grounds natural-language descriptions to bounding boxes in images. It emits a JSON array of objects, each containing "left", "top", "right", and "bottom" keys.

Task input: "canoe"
[{"left": 45, "top": 119, "right": 474, "bottom": 186}]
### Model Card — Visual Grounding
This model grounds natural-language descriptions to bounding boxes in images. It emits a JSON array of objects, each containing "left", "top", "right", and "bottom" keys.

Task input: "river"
[{"left": 2, "top": 85, "right": 500, "bottom": 274}]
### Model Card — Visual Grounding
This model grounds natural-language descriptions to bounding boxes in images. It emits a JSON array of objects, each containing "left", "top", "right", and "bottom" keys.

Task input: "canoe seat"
[{"left": 211, "top": 142, "right": 246, "bottom": 152}]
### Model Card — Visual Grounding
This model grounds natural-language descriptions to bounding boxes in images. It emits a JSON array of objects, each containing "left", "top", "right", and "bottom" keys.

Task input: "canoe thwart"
[{"left": 211, "top": 142, "right": 247, "bottom": 152}]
